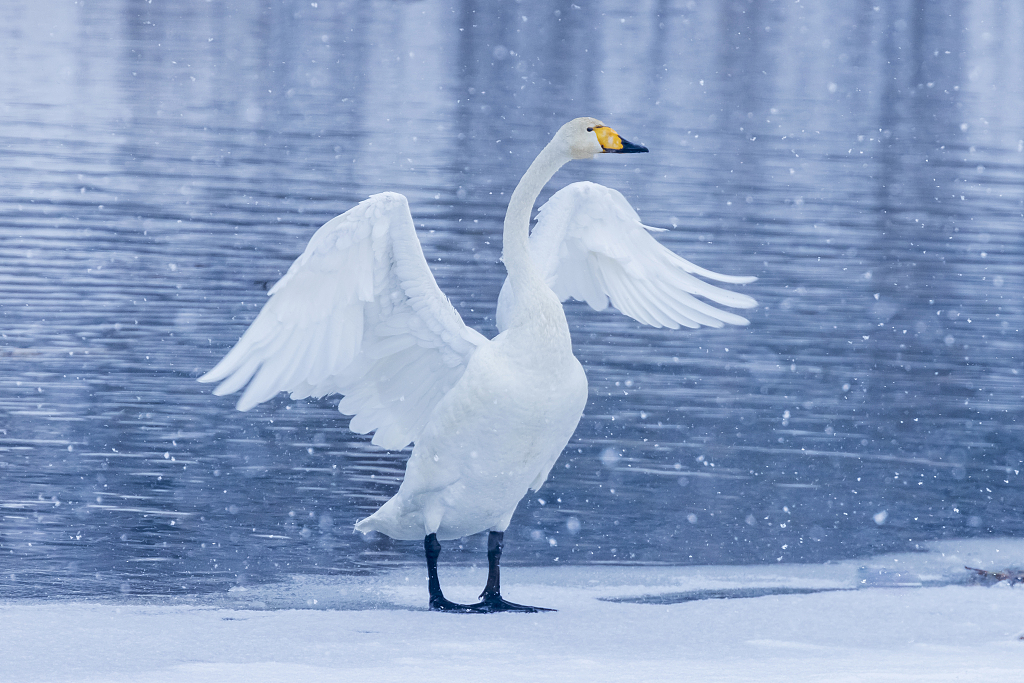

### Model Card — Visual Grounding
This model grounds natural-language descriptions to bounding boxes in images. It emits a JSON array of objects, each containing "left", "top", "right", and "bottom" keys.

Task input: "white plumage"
[
  {"left": 496, "top": 181, "right": 756, "bottom": 332},
  {"left": 200, "top": 119, "right": 756, "bottom": 608},
  {"left": 201, "top": 192, "right": 485, "bottom": 453}
]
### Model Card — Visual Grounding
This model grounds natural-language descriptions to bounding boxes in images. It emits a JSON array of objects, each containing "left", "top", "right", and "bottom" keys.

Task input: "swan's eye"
[{"left": 587, "top": 127, "right": 593, "bottom": 132}]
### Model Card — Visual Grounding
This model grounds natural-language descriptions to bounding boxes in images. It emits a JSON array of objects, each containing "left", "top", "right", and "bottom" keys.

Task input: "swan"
[{"left": 199, "top": 118, "right": 757, "bottom": 612}]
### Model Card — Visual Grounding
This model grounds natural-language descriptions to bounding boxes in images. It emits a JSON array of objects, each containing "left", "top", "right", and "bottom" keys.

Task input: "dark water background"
[{"left": 1, "top": 0, "right": 1022, "bottom": 598}]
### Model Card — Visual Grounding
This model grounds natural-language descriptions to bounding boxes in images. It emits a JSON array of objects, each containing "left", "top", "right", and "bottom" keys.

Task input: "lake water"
[{"left": 1, "top": 0, "right": 1022, "bottom": 598}]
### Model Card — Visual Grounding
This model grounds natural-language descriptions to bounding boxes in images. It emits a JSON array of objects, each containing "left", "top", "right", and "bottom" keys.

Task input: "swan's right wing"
[
  {"left": 496, "top": 181, "right": 757, "bottom": 331},
  {"left": 199, "top": 192, "right": 485, "bottom": 451}
]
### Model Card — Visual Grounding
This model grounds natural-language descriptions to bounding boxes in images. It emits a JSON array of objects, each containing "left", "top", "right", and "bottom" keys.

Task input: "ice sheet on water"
[
  {"left": 5, "top": 540, "right": 1024, "bottom": 683},
  {"left": 167, "top": 537, "right": 1024, "bottom": 612}
]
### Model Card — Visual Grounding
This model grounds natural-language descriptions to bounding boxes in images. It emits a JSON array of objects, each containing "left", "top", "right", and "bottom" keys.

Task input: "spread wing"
[
  {"left": 496, "top": 181, "right": 757, "bottom": 332},
  {"left": 199, "top": 192, "right": 486, "bottom": 451}
]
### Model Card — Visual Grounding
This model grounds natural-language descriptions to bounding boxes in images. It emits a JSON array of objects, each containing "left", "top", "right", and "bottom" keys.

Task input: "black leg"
[
  {"left": 425, "top": 533, "right": 477, "bottom": 612},
  {"left": 469, "top": 531, "right": 555, "bottom": 613},
  {"left": 480, "top": 531, "right": 503, "bottom": 600}
]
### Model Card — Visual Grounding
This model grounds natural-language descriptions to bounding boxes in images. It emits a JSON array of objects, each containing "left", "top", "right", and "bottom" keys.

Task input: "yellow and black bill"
[{"left": 594, "top": 126, "right": 649, "bottom": 153}]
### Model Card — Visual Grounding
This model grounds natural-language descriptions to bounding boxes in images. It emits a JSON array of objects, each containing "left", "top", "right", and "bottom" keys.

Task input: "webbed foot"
[
  {"left": 429, "top": 595, "right": 486, "bottom": 612},
  {"left": 467, "top": 591, "right": 555, "bottom": 613}
]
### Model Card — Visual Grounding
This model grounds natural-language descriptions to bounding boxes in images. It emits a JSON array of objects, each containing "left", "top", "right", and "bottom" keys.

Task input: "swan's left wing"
[
  {"left": 496, "top": 181, "right": 757, "bottom": 331},
  {"left": 199, "top": 192, "right": 486, "bottom": 451}
]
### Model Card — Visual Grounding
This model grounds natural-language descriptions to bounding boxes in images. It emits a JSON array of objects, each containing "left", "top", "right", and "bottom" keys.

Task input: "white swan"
[{"left": 199, "top": 118, "right": 756, "bottom": 612}]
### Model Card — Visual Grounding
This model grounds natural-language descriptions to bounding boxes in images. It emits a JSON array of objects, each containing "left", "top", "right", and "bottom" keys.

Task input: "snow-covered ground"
[{"left": 4, "top": 539, "right": 1024, "bottom": 683}]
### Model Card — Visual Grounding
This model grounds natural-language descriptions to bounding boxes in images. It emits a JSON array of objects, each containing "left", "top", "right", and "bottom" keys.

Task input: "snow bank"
[{"left": 4, "top": 539, "right": 1024, "bottom": 683}]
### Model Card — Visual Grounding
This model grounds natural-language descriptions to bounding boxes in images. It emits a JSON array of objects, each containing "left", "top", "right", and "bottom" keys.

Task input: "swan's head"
[{"left": 558, "top": 117, "right": 649, "bottom": 160}]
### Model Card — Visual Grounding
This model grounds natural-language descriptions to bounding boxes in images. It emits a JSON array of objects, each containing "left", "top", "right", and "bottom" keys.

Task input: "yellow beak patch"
[{"left": 594, "top": 126, "right": 623, "bottom": 151}]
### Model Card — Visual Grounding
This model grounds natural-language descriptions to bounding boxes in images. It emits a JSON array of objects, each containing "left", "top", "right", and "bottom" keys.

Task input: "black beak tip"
[{"left": 615, "top": 138, "right": 649, "bottom": 154}]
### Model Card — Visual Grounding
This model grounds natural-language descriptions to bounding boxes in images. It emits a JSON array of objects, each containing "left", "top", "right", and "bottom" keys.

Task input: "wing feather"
[
  {"left": 496, "top": 181, "right": 756, "bottom": 331},
  {"left": 200, "top": 192, "right": 485, "bottom": 451}
]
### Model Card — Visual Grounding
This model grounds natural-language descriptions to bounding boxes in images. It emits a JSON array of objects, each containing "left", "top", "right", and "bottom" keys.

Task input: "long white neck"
[{"left": 501, "top": 139, "right": 570, "bottom": 326}]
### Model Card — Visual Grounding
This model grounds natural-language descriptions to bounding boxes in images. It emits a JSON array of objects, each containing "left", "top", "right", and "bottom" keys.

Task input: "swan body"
[
  {"left": 200, "top": 118, "right": 756, "bottom": 610},
  {"left": 365, "top": 318, "right": 588, "bottom": 540}
]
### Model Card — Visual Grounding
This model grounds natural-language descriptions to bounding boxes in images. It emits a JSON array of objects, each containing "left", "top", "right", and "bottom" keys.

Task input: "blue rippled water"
[{"left": 1, "top": 0, "right": 1022, "bottom": 597}]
